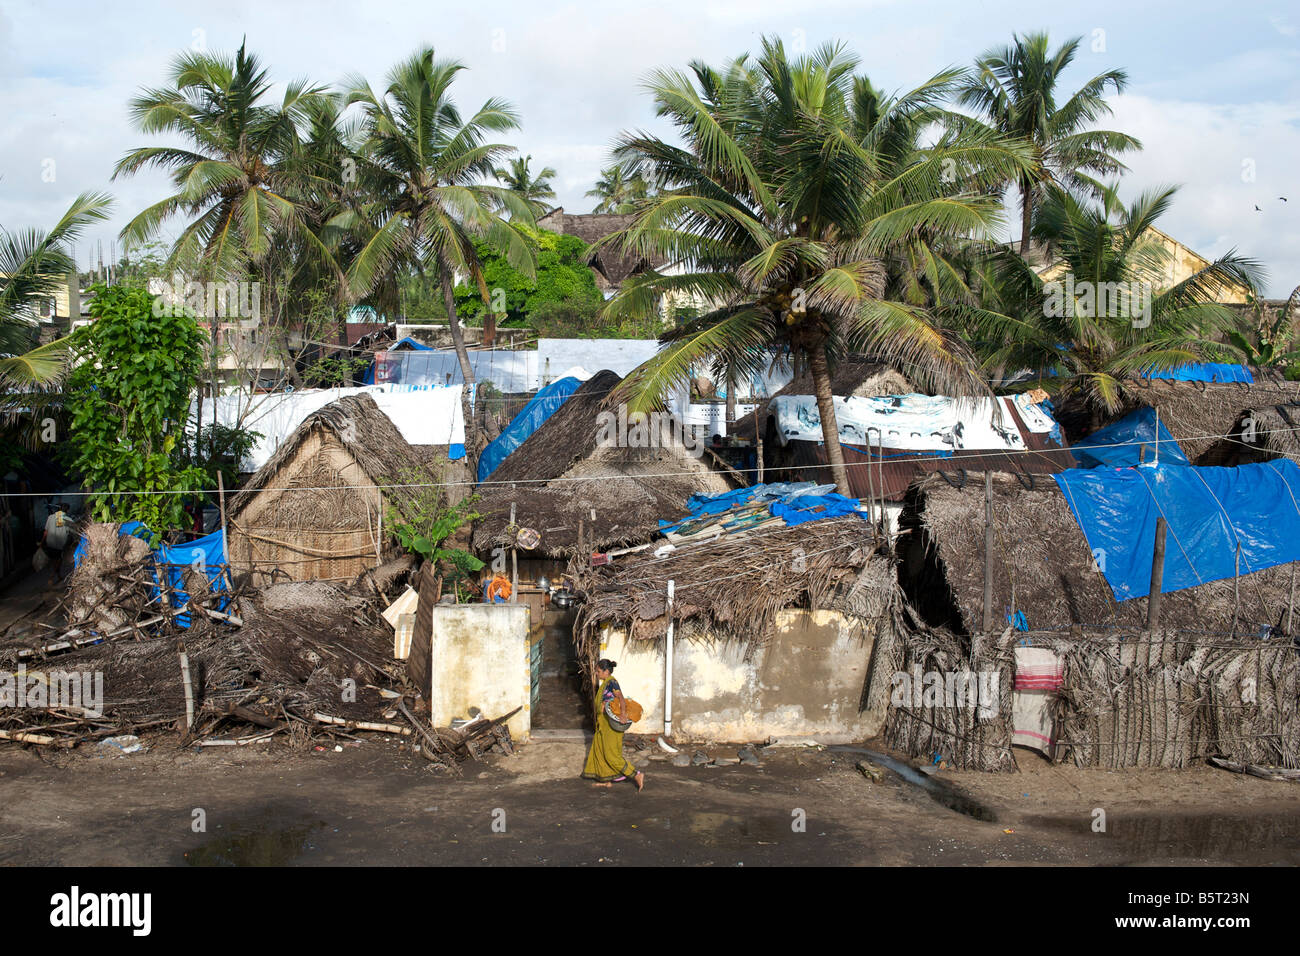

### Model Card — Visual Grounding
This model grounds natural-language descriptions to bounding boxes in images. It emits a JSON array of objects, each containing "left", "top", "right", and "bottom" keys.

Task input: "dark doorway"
[{"left": 530, "top": 607, "right": 593, "bottom": 731}]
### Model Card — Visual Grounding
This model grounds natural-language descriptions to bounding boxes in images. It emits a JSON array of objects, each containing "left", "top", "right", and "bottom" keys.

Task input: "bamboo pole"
[
  {"left": 509, "top": 503, "right": 518, "bottom": 603},
  {"left": 178, "top": 643, "right": 195, "bottom": 734},
  {"left": 0, "top": 728, "right": 72, "bottom": 747},
  {"left": 217, "top": 470, "right": 229, "bottom": 564},
  {"left": 312, "top": 713, "right": 411, "bottom": 735}
]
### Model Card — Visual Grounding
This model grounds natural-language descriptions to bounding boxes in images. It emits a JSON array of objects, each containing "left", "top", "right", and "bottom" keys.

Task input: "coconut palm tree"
[
  {"left": 958, "top": 32, "right": 1140, "bottom": 255},
  {"left": 113, "top": 41, "right": 336, "bottom": 280},
  {"left": 585, "top": 162, "right": 652, "bottom": 214},
  {"left": 494, "top": 155, "right": 557, "bottom": 217},
  {"left": 339, "top": 48, "right": 536, "bottom": 396},
  {"left": 960, "top": 184, "right": 1265, "bottom": 422},
  {"left": 1, "top": 192, "right": 113, "bottom": 392},
  {"left": 596, "top": 37, "right": 1035, "bottom": 493}
]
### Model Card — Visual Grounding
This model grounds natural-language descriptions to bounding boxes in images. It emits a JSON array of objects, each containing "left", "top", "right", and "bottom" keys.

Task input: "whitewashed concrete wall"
[
  {"left": 594, "top": 609, "right": 886, "bottom": 743},
  {"left": 428, "top": 604, "right": 532, "bottom": 741}
]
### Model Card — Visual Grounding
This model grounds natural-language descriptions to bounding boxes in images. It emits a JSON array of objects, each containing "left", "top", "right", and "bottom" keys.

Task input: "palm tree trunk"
[
  {"left": 808, "top": 346, "right": 851, "bottom": 496},
  {"left": 1018, "top": 182, "right": 1034, "bottom": 257},
  {"left": 438, "top": 265, "right": 475, "bottom": 386},
  {"left": 437, "top": 262, "right": 481, "bottom": 468}
]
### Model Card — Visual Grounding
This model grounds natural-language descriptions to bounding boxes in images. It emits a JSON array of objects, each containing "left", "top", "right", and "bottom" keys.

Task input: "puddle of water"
[
  {"left": 1030, "top": 811, "right": 1300, "bottom": 862},
  {"left": 184, "top": 820, "right": 325, "bottom": 866}
]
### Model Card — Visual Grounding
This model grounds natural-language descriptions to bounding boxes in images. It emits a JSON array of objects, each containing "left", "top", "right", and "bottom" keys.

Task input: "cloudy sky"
[{"left": 2, "top": 0, "right": 1297, "bottom": 295}]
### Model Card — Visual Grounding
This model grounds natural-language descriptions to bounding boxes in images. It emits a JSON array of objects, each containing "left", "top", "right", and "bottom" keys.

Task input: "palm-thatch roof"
[
  {"left": 230, "top": 394, "right": 431, "bottom": 518},
  {"left": 1061, "top": 374, "right": 1300, "bottom": 463},
  {"left": 1201, "top": 404, "right": 1300, "bottom": 467},
  {"left": 906, "top": 472, "right": 1300, "bottom": 635},
  {"left": 472, "top": 370, "right": 737, "bottom": 557},
  {"left": 573, "top": 517, "right": 899, "bottom": 646}
]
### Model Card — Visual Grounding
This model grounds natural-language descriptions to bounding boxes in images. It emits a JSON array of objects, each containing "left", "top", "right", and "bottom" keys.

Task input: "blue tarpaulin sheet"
[
  {"left": 658, "top": 482, "right": 867, "bottom": 533},
  {"left": 389, "top": 336, "right": 435, "bottom": 351},
  {"left": 477, "top": 376, "right": 582, "bottom": 481},
  {"left": 1053, "top": 460, "right": 1300, "bottom": 601},
  {"left": 1141, "top": 362, "right": 1253, "bottom": 383},
  {"left": 1073, "top": 406, "right": 1190, "bottom": 469},
  {"left": 73, "top": 522, "right": 230, "bottom": 628}
]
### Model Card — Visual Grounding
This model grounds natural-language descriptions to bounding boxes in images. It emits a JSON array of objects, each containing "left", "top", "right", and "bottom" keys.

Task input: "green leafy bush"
[{"left": 65, "top": 285, "right": 206, "bottom": 536}]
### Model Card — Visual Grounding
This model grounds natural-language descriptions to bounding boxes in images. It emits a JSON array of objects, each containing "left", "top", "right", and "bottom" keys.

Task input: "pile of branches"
[{"left": 0, "top": 537, "right": 513, "bottom": 768}]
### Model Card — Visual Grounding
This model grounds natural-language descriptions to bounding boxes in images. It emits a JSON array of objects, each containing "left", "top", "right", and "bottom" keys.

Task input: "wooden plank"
[{"left": 407, "top": 561, "right": 438, "bottom": 699}]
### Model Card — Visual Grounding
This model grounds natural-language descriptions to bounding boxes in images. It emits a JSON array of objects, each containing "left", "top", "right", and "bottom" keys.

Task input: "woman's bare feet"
[{"left": 634, "top": 771, "right": 645, "bottom": 792}]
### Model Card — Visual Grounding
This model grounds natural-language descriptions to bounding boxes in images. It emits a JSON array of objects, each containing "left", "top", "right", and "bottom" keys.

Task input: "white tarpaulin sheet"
[
  {"left": 199, "top": 383, "right": 465, "bottom": 472},
  {"left": 767, "top": 392, "right": 1059, "bottom": 449}
]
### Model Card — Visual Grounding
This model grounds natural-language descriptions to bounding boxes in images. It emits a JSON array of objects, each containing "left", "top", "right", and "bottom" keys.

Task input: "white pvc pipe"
[{"left": 664, "top": 579, "right": 675, "bottom": 738}]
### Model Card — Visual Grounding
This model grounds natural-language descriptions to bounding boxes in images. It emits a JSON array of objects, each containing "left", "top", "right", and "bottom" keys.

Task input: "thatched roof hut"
[
  {"left": 1200, "top": 404, "right": 1300, "bottom": 467},
  {"left": 1060, "top": 374, "right": 1300, "bottom": 463},
  {"left": 472, "top": 370, "right": 738, "bottom": 559},
  {"left": 228, "top": 394, "right": 444, "bottom": 584},
  {"left": 904, "top": 472, "right": 1300, "bottom": 635},
  {"left": 574, "top": 518, "right": 897, "bottom": 646}
]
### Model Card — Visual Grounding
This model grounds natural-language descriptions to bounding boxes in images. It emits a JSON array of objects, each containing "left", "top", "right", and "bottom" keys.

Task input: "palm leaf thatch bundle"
[
  {"left": 911, "top": 472, "right": 1300, "bottom": 635},
  {"left": 64, "top": 522, "right": 155, "bottom": 636},
  {"left": 573, "top": 517, "right": 896, "bottom": 657},
  {"left": 473, "top": 370, "right": 735, "bottom": 557},
  {"left": 881, "top": 628, "right": 1016, "bottom": 772}
]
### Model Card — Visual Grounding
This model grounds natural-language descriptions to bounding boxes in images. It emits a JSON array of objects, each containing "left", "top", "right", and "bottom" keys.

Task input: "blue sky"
[{"left": 2, "top": 0, "right": 1297, "bottom": 294}]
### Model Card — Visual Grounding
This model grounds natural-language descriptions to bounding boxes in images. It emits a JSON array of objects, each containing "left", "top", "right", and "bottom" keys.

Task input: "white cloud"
[{"left": 1107, "top": 93, "right": 1300, "bottom": 297}]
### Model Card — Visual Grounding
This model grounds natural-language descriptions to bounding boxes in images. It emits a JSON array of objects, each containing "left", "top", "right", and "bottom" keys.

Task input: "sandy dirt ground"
[{"left": 0, "top": 733, "right": 1297, "bottom": 866}]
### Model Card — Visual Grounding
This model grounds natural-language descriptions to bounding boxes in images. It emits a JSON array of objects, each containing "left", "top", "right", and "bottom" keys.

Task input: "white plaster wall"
[
  {"left": 594, "top": 609, "right": 886, "bottom": 743},
  {"left": 429, "top": 604, "right": 532, "bottom": 740}
]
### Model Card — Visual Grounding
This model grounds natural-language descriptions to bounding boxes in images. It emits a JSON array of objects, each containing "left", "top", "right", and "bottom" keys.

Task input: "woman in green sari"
[{"left": 582, "top": 659, "right": 645, "bottom": 791}]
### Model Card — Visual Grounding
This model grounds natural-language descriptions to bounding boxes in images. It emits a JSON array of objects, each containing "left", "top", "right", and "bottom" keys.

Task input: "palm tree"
[
  {"left": 962, "top": 184, "right": 1265, "bottom": 422},
  {"left": 494, "top": 155, "right": 557, "bottom": 217},
  {"left": 1, "top": 192, "right": 113, "bottom": 392},
  {"left": 585, "top": 161, "right": 651, "bottom": 214},
  {"left": 596, "top": 37, "right": 1034, "bottom": 493},
  {"left": 113, "top": 41, "right": 335, "bottom": 280},
  {"left": 340, "top": 48, "right": 536, "bottom": 402},
  {"left": 959, "top": 32, "right": 1140, "bottom": 255}
]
